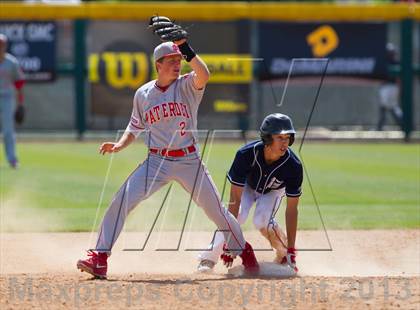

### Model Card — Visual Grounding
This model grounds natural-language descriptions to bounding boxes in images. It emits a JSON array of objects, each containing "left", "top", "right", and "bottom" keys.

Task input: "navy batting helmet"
[{"left": 260, "top": 113, "right": 296, "bottom": 146}]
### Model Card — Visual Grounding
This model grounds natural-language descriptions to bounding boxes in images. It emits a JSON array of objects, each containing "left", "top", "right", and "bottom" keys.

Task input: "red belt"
[{"left": 149, "top": 145, "right": 196, "bottom": 157}]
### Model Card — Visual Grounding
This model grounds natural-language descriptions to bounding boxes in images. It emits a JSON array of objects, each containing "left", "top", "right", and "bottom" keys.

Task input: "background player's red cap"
[{"left": 153, "top": 42, "right": 183, "bottom": 62}]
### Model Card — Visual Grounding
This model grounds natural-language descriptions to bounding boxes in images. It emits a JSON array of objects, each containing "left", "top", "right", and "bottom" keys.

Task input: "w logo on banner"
[{"left": 89, "top": 52, "right": 149, "bottom": 89}]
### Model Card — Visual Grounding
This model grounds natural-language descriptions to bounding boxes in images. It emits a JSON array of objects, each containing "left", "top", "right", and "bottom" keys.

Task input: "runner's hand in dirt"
[{"left": 281, "top": 247, "right": 298, "bottom": 272}]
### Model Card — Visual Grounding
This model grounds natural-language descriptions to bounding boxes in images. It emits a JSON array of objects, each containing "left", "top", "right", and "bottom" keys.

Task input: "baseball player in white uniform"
[
  {"left": 77, "top": 18, "right": 259, "bottom": 279},
  {"left": 197, "top": 114, "right": 303, "bottom": 273}
]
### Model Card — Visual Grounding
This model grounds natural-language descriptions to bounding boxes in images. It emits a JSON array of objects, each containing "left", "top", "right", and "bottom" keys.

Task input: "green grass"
[{"left": 0, "top": 141, "right": 419, "bottom": 232}]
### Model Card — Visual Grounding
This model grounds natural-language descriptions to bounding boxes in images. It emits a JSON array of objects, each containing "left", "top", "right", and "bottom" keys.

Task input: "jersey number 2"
[{"left": 179, "top": 121, "right": 186, "bottom": 136}]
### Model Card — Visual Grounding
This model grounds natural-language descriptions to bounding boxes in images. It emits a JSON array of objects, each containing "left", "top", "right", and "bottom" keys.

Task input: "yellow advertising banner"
[
  {"left": 1, "top": 2, "right": 419, "bottom": 21},
  {"left": 214, "top": 100, "right": 248, "bottom": 113},
  {"left": 150, "top": 54, "right": 252, "bottom": 84},
  {"left": 89, "top": 52, "right": 149, "bottom": 89}
]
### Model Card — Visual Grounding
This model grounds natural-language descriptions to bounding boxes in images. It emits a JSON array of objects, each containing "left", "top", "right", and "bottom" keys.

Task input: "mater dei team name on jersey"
[{"left": 143, "top": 102, "right": 191, "bottom": 125}]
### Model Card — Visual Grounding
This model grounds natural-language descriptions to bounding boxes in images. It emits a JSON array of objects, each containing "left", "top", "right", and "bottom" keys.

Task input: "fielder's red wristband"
[{"left": 14, "top": 80, "right": 25, "bottom": 90}]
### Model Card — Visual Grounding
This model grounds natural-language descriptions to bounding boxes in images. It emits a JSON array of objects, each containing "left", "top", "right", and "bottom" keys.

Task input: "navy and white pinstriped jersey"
[{"left": 227, "top": 140, "right": 303, "bottom": 197}]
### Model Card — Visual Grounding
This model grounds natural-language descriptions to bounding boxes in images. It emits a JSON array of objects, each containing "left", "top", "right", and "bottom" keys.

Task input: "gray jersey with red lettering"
[
  {"left": 95, "top": 69, "right": 248, "bottom": 256},
  {"left": 0, "top": 53, "right": 24, "bottom": 96},
  {"left": 126, "top": 71, "right": 202, "bottom": 149}
]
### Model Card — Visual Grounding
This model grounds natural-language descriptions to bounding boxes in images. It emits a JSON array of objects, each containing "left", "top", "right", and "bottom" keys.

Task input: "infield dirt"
[{"left": 1, "top": 230, "right": 419, "bottom": 309}]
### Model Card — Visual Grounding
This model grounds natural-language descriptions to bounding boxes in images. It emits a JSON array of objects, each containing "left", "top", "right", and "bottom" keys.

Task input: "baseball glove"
[
  {"left": 149, "top": 15, "right": 188, "bottom": 42},
  {"left": 14, "top": 105, "right": 25, "bottom": 125}
]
